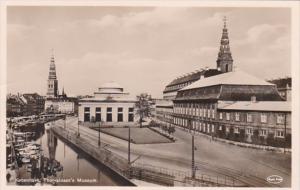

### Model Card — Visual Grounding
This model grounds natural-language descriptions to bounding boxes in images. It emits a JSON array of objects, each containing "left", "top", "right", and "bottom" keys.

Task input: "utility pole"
[
  {"left": 128, "top": 126, "right": 132, "bottom": 178},
  {"left": 192, "top": 135, "right": 195, "bottom": 179},
  {"left": 64, "top": 114, "right": 66, "bottom": 129},
  {"left": 98, "top": 122, "right": 101, "bottom": 147},
  {"left": 128, "top": 126, "right": 131, "bottom": 165},
  {"left": 284, "top": 113, "right": 287, "bottom": 154},
  {"left": 77, "top": 117, "right": 80, "bottom": 137}
]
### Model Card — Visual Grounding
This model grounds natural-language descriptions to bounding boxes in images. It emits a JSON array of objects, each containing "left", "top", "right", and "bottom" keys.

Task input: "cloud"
[{"left": 7, "top": 7, "right": 291, "bottom": 98}]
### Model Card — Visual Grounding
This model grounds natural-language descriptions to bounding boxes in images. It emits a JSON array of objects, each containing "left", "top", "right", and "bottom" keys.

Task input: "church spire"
[
  {"left": 47, "top": 49, "right": 58, "bottom": 98},
  {"left": 217, "top": 16, "right": 233, "bottom": 73},
  {"left": 48, "top": 50, "right": 57, "bottom": 80}
]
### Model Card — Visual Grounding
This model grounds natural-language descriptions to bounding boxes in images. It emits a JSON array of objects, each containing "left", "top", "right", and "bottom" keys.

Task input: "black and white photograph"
[{"left": 1, "top": 0, "right": 299, "bottom": 189}]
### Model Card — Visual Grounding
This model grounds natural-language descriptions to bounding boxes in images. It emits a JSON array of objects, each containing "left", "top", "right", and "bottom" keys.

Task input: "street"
[{"left": 57, "top": 117, "right": 291, "bottom": 187}]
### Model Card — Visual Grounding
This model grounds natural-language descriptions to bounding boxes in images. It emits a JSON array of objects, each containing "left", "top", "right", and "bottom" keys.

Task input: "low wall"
[{"left": 51, "top": 126, "right": 135, "bottom": 185}]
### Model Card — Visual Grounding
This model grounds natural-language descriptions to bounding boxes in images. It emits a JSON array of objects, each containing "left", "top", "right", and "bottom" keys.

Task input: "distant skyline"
[{"left": 7, "top": 6, "right": 291, "bottom": 98}]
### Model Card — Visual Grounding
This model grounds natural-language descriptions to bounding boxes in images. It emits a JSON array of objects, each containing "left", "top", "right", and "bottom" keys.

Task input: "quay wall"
[{"left": 51, "top": 126, "right": 135, "bottom": 186}]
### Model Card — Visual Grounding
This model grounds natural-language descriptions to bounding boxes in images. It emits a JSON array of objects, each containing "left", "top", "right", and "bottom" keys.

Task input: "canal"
[{"left": 16, "top": 121, "right": 132, "bottom": 186}]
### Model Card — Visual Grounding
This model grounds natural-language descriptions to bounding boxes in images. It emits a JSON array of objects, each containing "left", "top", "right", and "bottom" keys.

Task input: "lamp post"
[
  {"left": 192, "top": 134, "right": 196, "bottom": 179},
  {"left": 284, "top": 112, "right": 287, "bottom": 154},
  {"left": 77, "top": 117, "right": 80, "bottom": 137},
  {"left": 64, "top": 114, "right": 66, "bottom": 129},
  {"left": 98, "top": 121, "right": 101, "bottom": 147},
  {"left": 128, "top": 126, "right": 131, "bottom": 165}
]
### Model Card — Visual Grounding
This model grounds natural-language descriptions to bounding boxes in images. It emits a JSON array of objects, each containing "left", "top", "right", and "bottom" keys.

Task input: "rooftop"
[
  {"left": 180, "top": 69, "right": 274, "bottom": 91},
  {"left": 218, "top": 101, "right": 291, "bottom": 112},
  {"left": 97, "top": 81, "right": 124, "bottom": 94}
]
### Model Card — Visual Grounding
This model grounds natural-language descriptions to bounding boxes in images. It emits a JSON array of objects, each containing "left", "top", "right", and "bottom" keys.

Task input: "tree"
[
  {"left": 168, "top": 125, "right": 176, "bottom": 136},
  {"left": 135, "top": 93, "right": 152, "bottom": 128}
]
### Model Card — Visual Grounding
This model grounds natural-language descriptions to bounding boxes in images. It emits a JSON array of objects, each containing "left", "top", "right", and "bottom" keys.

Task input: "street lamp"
[
  {"left": 77, "top": 117, "right": 80, "bottom": 137},
  {"left": 128, "top": 126, "right": 131, "bottom": 165},
  {"left": 188, "top": 119, "right": 197, "bottom": 179},
  {"left": 127, "top": 126, "right": 134, "bottom": 178},
  {"left": 192, "top": 134, "right": 196, "bottom": 179},
  {"left": 98, "top": 121, "right": 101, "bottom": 147},
  {"left": 64, "top": 114, "right": 66, "bottom": 129}
]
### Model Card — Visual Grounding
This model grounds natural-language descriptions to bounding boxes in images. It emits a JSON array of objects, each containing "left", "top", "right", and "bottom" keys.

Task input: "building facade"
[
  {"left": 78, "top": 82, "right": 136, "bottom": 126},
  {"left": 156, "top": 17, "right": 233, "bottom": 128},
  {"left": 268, "top": 77, "right": 292, "bottom": 101},
  {"left": 6, "top": 94, "right": 25, "bottom": 117},
  {"left": 173, "top": 70, "right": 290, "bottom": 148},
  {"left": 21, "top": 93, "right": 45, "bottom": 116},
  {"left": 217, "top": 101, "right": 291, "bottom": 148},
  {"left": 44, "top": 53, "right": 77, "bottom": 114},
  {"left": 45, "top": 97, "right": 76, "bottom": 114}
]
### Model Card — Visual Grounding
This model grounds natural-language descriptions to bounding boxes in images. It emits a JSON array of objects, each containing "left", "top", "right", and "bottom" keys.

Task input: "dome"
[
  {"left": 100, "top": 81, "right": 122, "bottom": 89},
  {"left": 98, "top": 81, "right": 123, "bottom": 93}
]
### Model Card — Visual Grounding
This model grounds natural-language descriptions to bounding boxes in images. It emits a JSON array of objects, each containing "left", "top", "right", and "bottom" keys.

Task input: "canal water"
[{"left": 18, "top": 122, "right": 131, "bottom": 186}]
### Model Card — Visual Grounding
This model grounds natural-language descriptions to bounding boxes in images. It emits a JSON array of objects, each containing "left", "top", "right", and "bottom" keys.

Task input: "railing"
[
  {"left": 131, "top": 163, "right": 238, "bottom": 187},
  {"left": 52, "top": 125, "right": 241, "bottom": 187}
]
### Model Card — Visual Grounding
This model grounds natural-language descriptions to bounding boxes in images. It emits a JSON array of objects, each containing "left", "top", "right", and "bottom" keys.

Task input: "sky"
[{"left": 7, "top": 6, "right": 291, "bottom": 98}]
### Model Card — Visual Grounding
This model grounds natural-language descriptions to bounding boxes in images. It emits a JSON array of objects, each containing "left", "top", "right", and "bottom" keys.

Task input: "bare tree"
[{"left": 135, "top": 93, "right": 152, "bottom": 128}]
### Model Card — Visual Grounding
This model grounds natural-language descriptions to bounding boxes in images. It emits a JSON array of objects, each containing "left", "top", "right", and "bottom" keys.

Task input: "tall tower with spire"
[
  {"left": 217, "top": 16, "right": 233, "bottom": 73},
  {"left": 46, "top": 52, "right": 58, "bottom": 98}
]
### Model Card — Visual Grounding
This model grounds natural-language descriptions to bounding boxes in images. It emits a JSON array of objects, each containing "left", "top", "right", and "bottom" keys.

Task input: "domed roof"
[
  {"left": 99, "top": 81, "right": 122, "bottom": 89},
  {"left": 98, "top": 81, "right": 123, "bottom": 94}
]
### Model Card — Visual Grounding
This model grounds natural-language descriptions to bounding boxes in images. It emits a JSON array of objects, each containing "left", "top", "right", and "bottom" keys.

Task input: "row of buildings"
[
  {"left": 155, "top": 17, "right": 291, "bottom": 148},
  {"left": 7, "top": 51, "right": 138, "bottom": 126},
  {"left": 7, "top": 93, "right": 45, "bottom": 117}
]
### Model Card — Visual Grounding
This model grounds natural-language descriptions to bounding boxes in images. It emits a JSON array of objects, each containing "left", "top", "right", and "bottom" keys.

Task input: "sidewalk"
[{"left": 56, "top": 117, "right": 291, "bottom": 187}]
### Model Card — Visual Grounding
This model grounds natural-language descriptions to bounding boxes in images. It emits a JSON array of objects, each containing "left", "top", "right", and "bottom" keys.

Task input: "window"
[
  {"left": 203, "top": 108, "right": 206, "bottom": 118},
  {"left": 247, "top": 113, "right": 252, "bottom": 123},
  {"left": 277, "top": 114, "right": 284, "bottom": 124},
  {"left": 235, "top": 113, "right": 240, "bottom": 121},
  {"left": 128, "top": 107, "right": 134, "bottom": 122},
  {"left": 261, "top": 113, "right": 267, "bottom": 123},
  {"left": 219, "top": 126, "right": 222, "bottom": 131},
  {"left": 84, "top": 107, "right": 90, "bottom": 122},
  {"left": 212, "top": 110, "right": 215, "bottom": 119},
  {"left": 208, "top": 109, "right": 211, "bottom": 118},
  {"left": 192, "top": 104, "right": 195, "bottom": 116},
  {"left": 106, "top": 107, "right": 112, "bottom": 122},
  {"left": 207, "top": 124, "right": 210, "bottom": 133},
  {"left": 226, "top": 113, "right": 230, "bottom": 121},
  {"left": 226, "top": 126, "right": 229, "bottom": 133},
  {"left": 211, "top": 124, "right": 215, "bottom": 133},
  {"left": 275, "top": 130, "right": 284, "bottom": 138},
  {"left": 259, "top": 129, "right": 267, "bottom": 136},
  {"left": 200, "top": 108, "right": 203, "bottom": 117},
  {"left": 117, "top": 107, "right": 123, "bottom": 122},
  {"left": 234, "top": 127, "right": 239, "bottom": 134},
  {"left": 95, "top": 107, "right": 101, "bottom": 122},
  {"left": 246, "top": 128, "right": 253, "bottom": 135},
  {"left": 219, "top": 112, "right": 223, "bottom": 120}
]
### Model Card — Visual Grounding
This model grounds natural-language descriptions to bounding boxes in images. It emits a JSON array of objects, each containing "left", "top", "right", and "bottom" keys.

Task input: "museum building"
[{"left": 78, "top": 82, "right": 136, "bottom": 126}]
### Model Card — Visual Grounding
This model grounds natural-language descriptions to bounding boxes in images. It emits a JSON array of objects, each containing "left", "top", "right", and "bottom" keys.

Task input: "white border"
[{"left": 0, "top": 1, "right": 299, "bottom": 190}]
